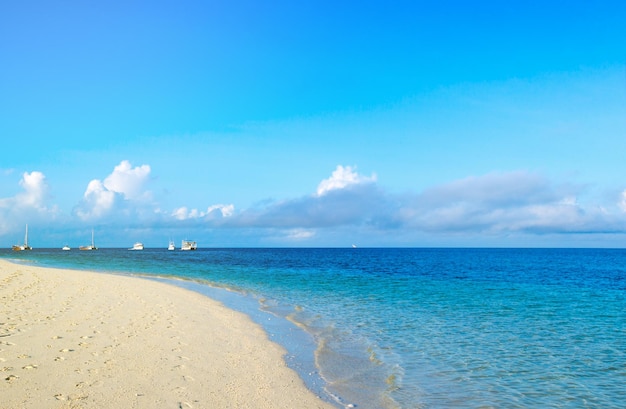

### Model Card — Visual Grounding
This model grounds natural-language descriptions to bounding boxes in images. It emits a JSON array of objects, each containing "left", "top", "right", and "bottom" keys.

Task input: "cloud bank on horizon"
[{"left": 2, "top": 160, "right": 626, "bottom": 247}]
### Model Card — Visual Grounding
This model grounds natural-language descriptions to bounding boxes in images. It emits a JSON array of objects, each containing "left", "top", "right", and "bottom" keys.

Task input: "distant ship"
[
  {"left": 62, "top": 245, "right": 71, "bottom": 251},
  {"left": 79, "top": 229, "right": 98, "bottom": 250},
  {"left": 181, "top": 239, "right": 197, "bottom": 251},
  {"left": 168, "top": 240, "right": 175, "bottom": 251},
  {"left": 12, "top": 224, "right": 32, "bottom": 251},
  {"left": 129, "top": 242, "right": 144, "bottom": 251}
]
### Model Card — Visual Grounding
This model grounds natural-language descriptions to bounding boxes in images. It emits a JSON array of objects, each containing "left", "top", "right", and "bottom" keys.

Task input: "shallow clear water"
[{"left": 3, "top": 248, "right": 625, "bottom": 408}]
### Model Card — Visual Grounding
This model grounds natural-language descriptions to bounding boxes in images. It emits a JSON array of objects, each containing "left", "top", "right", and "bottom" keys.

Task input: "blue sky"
[{"left": 1, "top": 1, "right": 625, "bottom": 248}]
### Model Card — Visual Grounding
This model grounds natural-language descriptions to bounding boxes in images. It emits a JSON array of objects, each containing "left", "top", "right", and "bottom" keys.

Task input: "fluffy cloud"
[
  {"left": 316, "top": 165, "right": 377, "bottom": 196},
  {"left": 73, "top": 159, "right": 236, "bottom": 226},
  {"left": 17, "top": 171, "right": 50, "bottom": 209},
  {"left": 229, "top": 165, "right": 386, "bottom": 230},
  {"left": 74, "top": 160, "right": 152, "bottom": 221},
  {"left": 0, "top": 171, "right": 58, "bottom": 233},
  {"left": 172, "top": 204, "right": 235, "bottom": 221},
  {"left": 103, "top": 160, "right": 151, "bottom": 200},
  {"left": 75, "top": 179, "right": 118, "bottom": 220},
  {"left": 0, "top": 171, "right": 51, "bottom": 212}
]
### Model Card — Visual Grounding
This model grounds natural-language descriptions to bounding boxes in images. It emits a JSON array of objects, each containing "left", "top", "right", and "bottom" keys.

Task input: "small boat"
[
  {"left": 181, "top": 239, "right": 197, "bottom": 251},
  {"left": 62, "top": 245, "right": 71, "bottom": 251},
  {"left": 12, "top": 225, "right": 32, "bottom": 251},
  {"left": 79, "top": 229, "right": 98, "bottom": 250},
  {"left": 129, "top": 242, "right": 144, "bottom": 251},
  {"left": 168, "top": 240, "right": 175, "bottom": 251}
]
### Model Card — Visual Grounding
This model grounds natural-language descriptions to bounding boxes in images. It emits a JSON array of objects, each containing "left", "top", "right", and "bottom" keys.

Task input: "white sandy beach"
[{"left": 0, "top": 259, "right": 336, "bottom": 409}]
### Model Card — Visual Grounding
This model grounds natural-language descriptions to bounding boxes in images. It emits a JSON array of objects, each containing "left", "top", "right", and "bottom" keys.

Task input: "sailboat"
[
  {"left": 12, "top": 224, "right": 32, "bottom": 251},
  {"left": 79, "top": 229, "right": 98, "bottom": 250},
  {"left": 168, "top": 240, "right": 175, "bottom": 251}
]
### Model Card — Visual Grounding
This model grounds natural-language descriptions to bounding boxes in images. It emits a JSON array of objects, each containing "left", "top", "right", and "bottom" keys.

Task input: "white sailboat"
[
  {"left": 79, "top": 229, "right": 98, "bottom": 250},
  {"left": 12, "top": 224, "right": 32, "bottom": 251}
]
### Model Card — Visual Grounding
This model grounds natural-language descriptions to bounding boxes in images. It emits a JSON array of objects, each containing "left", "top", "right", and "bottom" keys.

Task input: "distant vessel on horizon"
[
  {"left": 79, "top": 229, "right": 98, "bottom": 251},
  {"left": 62, "top": 245, "right": 71, "bottom": 251},
  {"left": 168, "top": 240, "right": 175, "bottom": 251},
  {"left": 129, "top": 242, "right": 144, "bottom": 251},
  {"left": 12, "top": 224, "right": 32, "bottom": 251},
  {"left": 181, "top": 239, "right": 197, "bottom": 251}
]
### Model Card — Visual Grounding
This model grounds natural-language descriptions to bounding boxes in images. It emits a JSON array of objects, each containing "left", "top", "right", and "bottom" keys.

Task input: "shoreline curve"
[{"left": 0, "top": 259, "right": 337, "bottom": 408}]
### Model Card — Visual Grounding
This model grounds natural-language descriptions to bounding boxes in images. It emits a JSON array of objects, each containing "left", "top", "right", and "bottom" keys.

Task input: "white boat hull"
[{"left": 181, "top": 240, "right": 197, "bottom": 251}]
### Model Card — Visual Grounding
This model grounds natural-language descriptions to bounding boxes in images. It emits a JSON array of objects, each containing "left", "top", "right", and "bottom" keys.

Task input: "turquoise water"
[{"left": 3, "top": 248, "right": 625, "bottom": 408}]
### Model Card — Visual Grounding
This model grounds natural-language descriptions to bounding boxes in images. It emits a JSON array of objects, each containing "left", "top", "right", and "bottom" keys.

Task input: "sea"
[{"left": 2, "top": 247, "right": 625, "bottom": 409}]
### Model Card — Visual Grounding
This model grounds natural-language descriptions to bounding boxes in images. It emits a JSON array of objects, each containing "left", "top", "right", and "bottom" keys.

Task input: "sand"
[{"left": 0, "top": 259, "right": 337, "bottom": 409}]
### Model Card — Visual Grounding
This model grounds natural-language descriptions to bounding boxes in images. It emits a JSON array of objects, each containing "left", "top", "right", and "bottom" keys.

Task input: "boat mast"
[{"left": 25, "top": 224, "right": 28, "bottom": 247}]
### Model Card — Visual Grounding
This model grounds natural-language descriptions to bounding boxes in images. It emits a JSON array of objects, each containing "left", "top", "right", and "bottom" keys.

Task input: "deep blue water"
[{"left": 2, "top": 248, "right": 625, "bottom": 408}]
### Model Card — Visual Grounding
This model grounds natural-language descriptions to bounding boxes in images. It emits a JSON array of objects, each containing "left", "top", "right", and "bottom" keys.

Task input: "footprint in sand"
[{"left": 22, "top": 364, "right": 38, "bottom": 369}]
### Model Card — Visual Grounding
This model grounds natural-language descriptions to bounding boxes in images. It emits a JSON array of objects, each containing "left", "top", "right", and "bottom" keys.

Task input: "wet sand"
[{"left": 0, "top": 259, "right": 336, "bottom": 408}]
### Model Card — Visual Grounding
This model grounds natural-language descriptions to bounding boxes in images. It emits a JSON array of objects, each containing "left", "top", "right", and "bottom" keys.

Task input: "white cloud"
[
  {"left": 0, "top": 171, "right": 52, "bottom": 212},
  {"left": 172, "top": 206, "right": 191, "bottom": 221},
  {"left": 103, "top": 160, "right": 151, "bottom": 200},
  {"left": 172, "top": 204, "right": 235, "bottom": 221},
  {"left": 285, "top": 229, "right": 316, "bottom": 240},
  {"left": 208, "top": 204, "right": 235, "bottom": 218},
  {"left": 0, "top": 171, "right": 58, "bottom": 233},
  {"left": 72, "top": 160, "right": 236, "bottom": 226},
  {"left": 392, "top": 171, "right": 618, "bottom": 235},
  {"left": 74, "top": 160, "right": 152, "bottom": 221},
  {"left": 225, "top": 165, "right": 386, "bottom": 230},
  {"left": 75, "top": 179, "right": 118, "bottom": 220},
  {"left": 316, "top": 165, "right": 377, "bottom": 196},
  {"left": 17, "top": 171, "right": 49, "bottom": 209}
]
